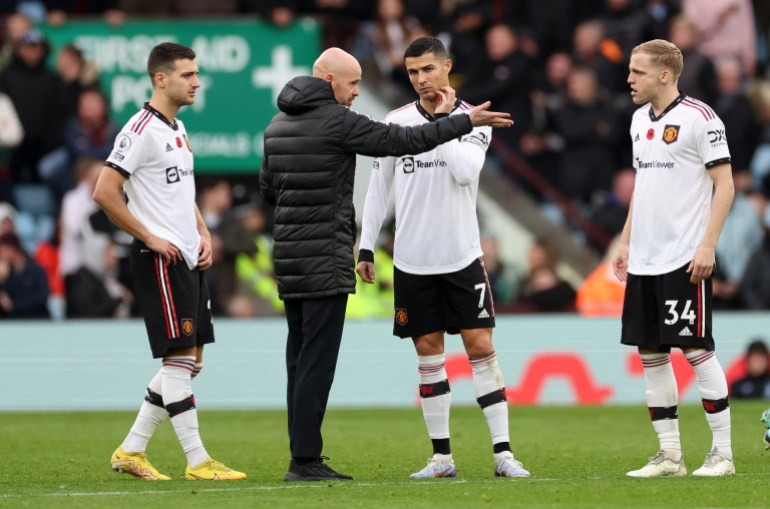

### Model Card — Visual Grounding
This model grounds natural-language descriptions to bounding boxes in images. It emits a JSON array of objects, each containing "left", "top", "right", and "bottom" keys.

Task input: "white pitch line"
[{"left": 0, "top": 473, "right": 764, "bottom": 500}]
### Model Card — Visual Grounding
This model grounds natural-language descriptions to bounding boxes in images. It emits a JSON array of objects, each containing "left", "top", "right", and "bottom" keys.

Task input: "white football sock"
[
  {"left": 417, "top": 354, "right": 451, "bottom": 439},
  {"left": 685, "top": 349, "right": 732, "bottom": 460},
  {"left": 162, "top": 356, "right": 209, "bottom": 467},
  {"left": 640, "top": 353, "right": 681, "bottom": 458},
  {"left": 121, "top": 370, "right": 167, "bottom": 453},
  {"left": 470, "top": 352, "right": 510, "bottom": 445}
]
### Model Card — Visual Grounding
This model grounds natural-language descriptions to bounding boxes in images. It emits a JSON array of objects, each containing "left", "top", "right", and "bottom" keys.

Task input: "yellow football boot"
[
  {"left": 111, "top": 447, "right": 171, "bottom": 480},
  {"left": 185, "top": 458, "right": 247, "bottom": 480}
]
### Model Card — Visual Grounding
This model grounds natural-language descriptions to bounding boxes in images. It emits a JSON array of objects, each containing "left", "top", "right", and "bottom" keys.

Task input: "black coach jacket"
[{"left": 260, "top": 75, "right": 474, "bottom": 300}]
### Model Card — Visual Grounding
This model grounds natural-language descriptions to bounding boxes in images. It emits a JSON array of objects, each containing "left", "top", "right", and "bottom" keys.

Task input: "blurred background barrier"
[{"left": 0, "top": 312, "right": 767, "bottom": 411}]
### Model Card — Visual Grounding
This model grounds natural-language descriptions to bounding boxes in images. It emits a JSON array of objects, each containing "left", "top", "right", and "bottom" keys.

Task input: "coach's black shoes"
[{"left": 284, "top": 457, "right": 353, "bottom": 481}]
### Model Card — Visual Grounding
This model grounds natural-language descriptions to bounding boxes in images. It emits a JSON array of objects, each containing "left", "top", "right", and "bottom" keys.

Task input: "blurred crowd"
[{"left": 1, "top": 0, "right": 770, "bottom": 319}]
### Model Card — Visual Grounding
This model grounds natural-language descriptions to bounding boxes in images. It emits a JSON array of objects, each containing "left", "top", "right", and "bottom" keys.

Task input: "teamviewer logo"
[
  {"left": 166, "top": 166, "right": 180, "bottom": 184},
  {"left": 402, "top": 156, "right": 414, "bottom": 174}
]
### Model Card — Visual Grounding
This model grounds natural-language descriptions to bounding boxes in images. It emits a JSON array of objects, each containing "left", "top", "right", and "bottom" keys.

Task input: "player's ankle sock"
[
  {"left": 470, "top": 352, "right": 510, "bottom": 446},
  {"left": 685, "top": 349, "right": 732, "bottom": 460},
  {"left": 161, "top": 356, "right": 210, "bottom": 467},
  {"left": 493, "top": 441, "right": 512, "bottom": 454},
  {"left": 640, "top": 353, "right": 681, "bottom": 457},
  {"left": 431, "top": 438, "right": 451, "bottom": 455},
  {"left": 121, "top": 370, "right": 167, "bottom": 453},
  {"left": 417, "top": 354, "right": 451, "bottom": 447}
]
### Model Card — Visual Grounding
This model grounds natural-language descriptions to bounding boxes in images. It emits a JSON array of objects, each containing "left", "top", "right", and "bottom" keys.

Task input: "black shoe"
[{"left": 284, "top": 457, "right": 353, "bottom": 481}]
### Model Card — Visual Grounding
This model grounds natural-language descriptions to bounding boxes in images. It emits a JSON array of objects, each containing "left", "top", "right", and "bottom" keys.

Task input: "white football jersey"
[
  {"left": 628, "top": 94, "right": 731, "bottom": 275},
  {"left": 105, "top": 104, "right": 200, "bottom": 270},
  {"left": 359, "top": 100, "right": 491, "bottom": 275}
]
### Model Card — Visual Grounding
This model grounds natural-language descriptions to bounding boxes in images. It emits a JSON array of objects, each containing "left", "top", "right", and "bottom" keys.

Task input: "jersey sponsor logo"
[
  {"left": 395, "top": 308, "right": 408, "bottom": 326},
  {"left": 400, "top": 155, "right": 448, "bottom": 174},
  {"left": 165, "top": 166, "right": 193, "bottom": 183},
  {"left": 165, "top": 142, "right": 174, "bottom": 152},
  {"left": 182, "top": 318, "right": 194, "bottom": 336},
  {"left": 707, "top": 129, "right": 727, "bottom": 147},
  {"left": 402, "top": 156, "right": 414, "bottom": 173},
  {"left": 116, "top": 134, "right": 132, "bottom": 153},
  {"left": 166, "top": 166, "right": 180, "bottom": 183},
  {"left": 646, "top": 128, "right": 654, "bottom": 140},
  {"left": 662, "top": 124, "right": 680, "bottom": 144},
  {"left": 635, "top": 157, "right": 674, "bottom": 169}
]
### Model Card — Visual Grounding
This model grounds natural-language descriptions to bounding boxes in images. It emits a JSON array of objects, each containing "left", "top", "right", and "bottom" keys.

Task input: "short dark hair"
[
  {"left": 147, "top": 42, "right": 196, "bottom": 84},
  {"left": 404, "top": 36, "right": 447, "bottom": 60}
]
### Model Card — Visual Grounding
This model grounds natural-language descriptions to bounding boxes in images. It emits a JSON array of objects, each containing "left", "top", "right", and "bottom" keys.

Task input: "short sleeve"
[
  {"left": 105, "top": 131, "right": 148, "bottom": 178},
  {"left": 697, "top": 116, "right": 731, "bottom": 169}
]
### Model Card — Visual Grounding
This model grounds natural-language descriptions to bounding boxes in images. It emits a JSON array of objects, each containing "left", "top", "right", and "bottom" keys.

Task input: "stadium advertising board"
[
  {"left": 43, "top": 19, "right": 320, "bottom": 173},
  {"left": 0, "top": 314, "right": 767, "bottom": 410}
]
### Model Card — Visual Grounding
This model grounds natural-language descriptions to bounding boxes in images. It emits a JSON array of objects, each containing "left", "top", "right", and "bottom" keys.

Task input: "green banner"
[{"left": 43, "top": 19, "right": 320, "bottom": 174}]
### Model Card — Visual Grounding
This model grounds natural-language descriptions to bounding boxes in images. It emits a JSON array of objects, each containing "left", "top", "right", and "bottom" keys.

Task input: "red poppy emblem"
[
  {"left": 646, "top": 129, "right": 654, "bottom": 140},
  {"left": 176, "top": 137, "right": 183, "bottom": 148}
]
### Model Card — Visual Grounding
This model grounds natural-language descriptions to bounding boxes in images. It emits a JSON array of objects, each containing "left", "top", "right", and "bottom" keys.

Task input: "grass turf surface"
[{"left": 1, "top": 403, "right": 770, "bottom": 508}]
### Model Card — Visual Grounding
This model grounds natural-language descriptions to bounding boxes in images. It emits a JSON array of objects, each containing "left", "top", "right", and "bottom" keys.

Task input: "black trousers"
[{"left": 284, "top": 294, "right": 348, "bottom": 459}]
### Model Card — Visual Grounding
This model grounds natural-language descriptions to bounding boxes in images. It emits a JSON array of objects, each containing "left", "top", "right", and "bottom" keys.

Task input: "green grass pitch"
[{"left": 2, "top": 402, "right": 770, "bottom": 508}]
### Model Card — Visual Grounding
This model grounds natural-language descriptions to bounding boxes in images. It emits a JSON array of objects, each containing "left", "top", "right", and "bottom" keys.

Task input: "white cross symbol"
[{"left": 252, "top": 46, "right": 309, "bottom": 104}]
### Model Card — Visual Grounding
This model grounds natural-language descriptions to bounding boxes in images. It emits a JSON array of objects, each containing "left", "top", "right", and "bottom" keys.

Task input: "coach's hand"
[
  {"left": 612, "top": 242, "right": 629, "bottom": 283},
  {"left": 198, "top": 234, "right": 213, "bottom": 270},
  {"left": 146, "top": 234, "right": 181, "bottom": 265},
  {"left": 356, "top": 261, "right": 375, "bottom": 284},
  {"left": 467, "top": 101, "right": 513, "bottom": 129},
  {"left": 687, "top": 245, "right": 715, "bottom": 284}
]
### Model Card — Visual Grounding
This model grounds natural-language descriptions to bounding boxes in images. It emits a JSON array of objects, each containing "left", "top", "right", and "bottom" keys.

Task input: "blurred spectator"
[
  {"left": 0, "top": 202, "right": 16, "bottom": 234},
  {"left": 0, "top": 29, "right": 66, "bottom": 185},
  {"left": 480, "top": 233, "right": 520, "bottom": 306},
  {"left": 241, "top": 0, "right": 297, "bottom": 27},
  {"left": 572, "top": 19, "right": 626, "bottom": 94},
  {"left": 0, "top": 12, "right": 31, "bottom": 73},
  {"left": 33, "top": 224, "right": 64, "bottom": 319},
  {"left": 668, "top": 14, "right": 717, "bottom": 106},
  {"left": 63, "top": 88, "right": 118, "bottom": 173},
  {"left": 576, "top": 234, "right": 626, "bottom": 316},
  {"left": 113, "top": 0, "right": 173, "bottom": 16},
  {"left": 748, "top": 80, "right": 770, "bottom": 190},
  {"left": 443, "top": 1, "right": 490, "bottom": 86},
  {"left": 713, "top": 57, "right": 759, "bottom": 172},
  {"left": 740, "top": 205, "right": 770, "bottom": 309},
  {"left": 57, "top": 44, "right": 100, "bottom": 119},
  {"left": 601, "top": 0, "right": 659, "bottom": 61},
  {"left": 550, "top": 66, "right": 621, "bottom": 203},
  {"left": 731, "top": 339, "right": 770, "bottom": 399},
  {"left": 683, "top": 0, "right": 757, "bottom": 76},
  {"left": 356, "top": 0, "right": 423, "bottom": 91},
  {"left": 45, "top": 1, "right": 124, "bottom": 26},
  {"left": 590, "top": 167, "right": 634, "bottom": 250},
  {"left": 715, "top": 188, "right": 763, "bottom": 293},
  {"left": 59, "top": 158, "right": 130, "bottom": 318},
  {"left": 496, "top": 0, "right": 575, "bottom": 58},
  {"left": 172, "top": 0, "right": 238, "bottom": 16},
  {"left": 461, "top": 23, "right": 531, "bottom": 149},
  {"left": 0, "top": 89, "right": 23, "bottom": 148},
  {"left": 513, "top": 238, "right": 576, "bottom": 312},
  {"left": 0, "top": 230, "right": 49, "bottom": 318},
  {"left": 198, "top": 178, "right": 233, "bottom": 232}
]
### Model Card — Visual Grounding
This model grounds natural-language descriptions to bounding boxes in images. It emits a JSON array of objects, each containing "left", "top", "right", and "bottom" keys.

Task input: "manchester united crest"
[
  {"left": 662, "top": 125, "right": 680, "bottom": 144},
  {"left": 182, "top": 318, "right": 194, "bottom": 336},
  {"left": 395, "top": 308, "right": 408, "bottom": 326}
]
